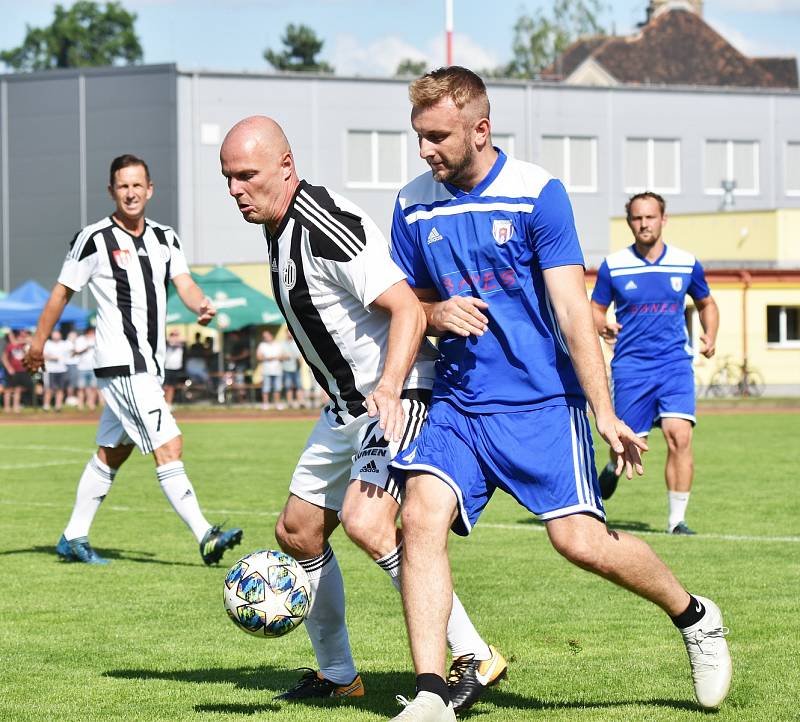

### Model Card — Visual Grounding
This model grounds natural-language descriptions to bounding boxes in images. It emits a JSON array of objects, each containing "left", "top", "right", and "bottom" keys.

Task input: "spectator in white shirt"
[
  {"left": 74, "top": 328, "right": 98, "bottom": 411},
  {"left": 43, "top": 329, "right": 70, "bottom": 411},
  {"left": 282, "top": 331, "right": 305, "bottom": 409},
  {"left": 256, "top": 330, "right": 284, "bottom": 410}
]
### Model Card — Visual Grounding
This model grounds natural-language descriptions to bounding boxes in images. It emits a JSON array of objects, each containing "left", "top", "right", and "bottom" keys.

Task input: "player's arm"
[
  {"left": 24, "top": 283, "right": 74, "bottom": 373},
  {"left": 366, "top": 280, "right": 426, "bottom": 442},
  {"left": 543, "top": 264, "right": 647, "bottom": 479},
  {"left": 172, "top": 272, "right": 216, "bottom": 326},
  {"left": 412, "top": 286, "right": 489, "bottom": 337},
  {"left": 590, "top": 300, "right": 621, "bottom": 346},
  {"left": 694, "top": 294, "right": 719, "bottom": 359}
]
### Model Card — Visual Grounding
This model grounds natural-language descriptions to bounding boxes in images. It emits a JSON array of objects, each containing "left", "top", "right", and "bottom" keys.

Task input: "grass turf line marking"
[
  {"left": 0, "top": 461, "right": 89, "bottom": 470},
  {"left": 0, "top": 499, "right": 797, "bottom": 543},
  {"left": 0, "top": 444, "right": 92, "bottom": 454}
]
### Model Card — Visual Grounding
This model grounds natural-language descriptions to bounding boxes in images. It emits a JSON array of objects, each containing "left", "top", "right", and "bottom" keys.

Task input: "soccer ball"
[{"left": 223, "top": 550, "right": 311, "bottom": 638}]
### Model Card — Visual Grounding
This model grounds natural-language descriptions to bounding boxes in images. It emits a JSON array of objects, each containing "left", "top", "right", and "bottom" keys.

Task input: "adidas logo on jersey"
[
  {"left": 359, "top": 460, "right": 379, "bottom": 474},
  {"left": 624, "top": 280, "right": 638, "bottom": 290},
  {"left": 427, "top": 227, "right": 443, "bottom": 244},
  {"left": 271, "top": 259, "right": 278, "bottom": 272},
  {"left": 137, "top": 247, "right": 149, "bottom": 256}
]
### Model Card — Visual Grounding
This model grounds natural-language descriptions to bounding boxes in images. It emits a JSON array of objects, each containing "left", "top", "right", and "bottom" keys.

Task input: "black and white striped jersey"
[
  {"left": 58, "top": 216, "right": 190, "bottom": 378},
  {"left": 266, "top": 180, "right": 437, "bottom": 425}
]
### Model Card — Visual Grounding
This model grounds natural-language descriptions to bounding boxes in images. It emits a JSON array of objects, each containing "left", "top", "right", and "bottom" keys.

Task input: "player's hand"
[
  {"left": 197, "top": 297, "right": 216, "bottom": 326},
  {"left": 600, "top": 322, "right": 622, "bottom": 346},
  {"left": 365, "top": 383, "right": 404, "bottom": 442},
  {"left": 23, "top": 341, "right": 45, "bottom": 374},
  {"left": 699, "top": 334, "right": 716, "bottom": 359},
  {"left": 430, "top": 296, "right": 489, "bottom": 337},
  {"left": 595, "top": 413, "right": 647, "bottom": 480}
]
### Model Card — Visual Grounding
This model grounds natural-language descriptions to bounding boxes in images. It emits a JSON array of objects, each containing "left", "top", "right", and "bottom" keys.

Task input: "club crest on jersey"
[
  {"left": 671, "top": 276, "right": 683, "bottom": 292},
  {"left": 112, "top": 249, "right": 132, "bottom": 269},
  {"left": 283, "top": 259, "right": 297, "bottom": 290},
  {"left": 492, "top": 219, "right": 514, "bottom": 245}
]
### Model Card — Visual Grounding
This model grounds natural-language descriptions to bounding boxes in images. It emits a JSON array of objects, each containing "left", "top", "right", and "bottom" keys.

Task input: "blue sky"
[{"left": 1, "top": 1, "right": 799, "bottom": 77}]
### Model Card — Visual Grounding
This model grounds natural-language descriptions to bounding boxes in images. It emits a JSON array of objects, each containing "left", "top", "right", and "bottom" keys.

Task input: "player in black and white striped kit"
[
  {"left": 25, "top": 154, "right": 242, "bottom": 566},
  {"left": 220, "top": 117, "right": 504, "bottom": 705}
]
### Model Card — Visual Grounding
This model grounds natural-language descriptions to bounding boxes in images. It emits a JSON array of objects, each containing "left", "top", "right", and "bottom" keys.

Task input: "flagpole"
[{"left": 445, "top": 0, "right": 453, "bottom": 66}]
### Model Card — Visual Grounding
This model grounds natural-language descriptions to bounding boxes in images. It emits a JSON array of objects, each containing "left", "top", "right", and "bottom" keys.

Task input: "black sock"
[
  {"left": 416, "top": 673, "right": 450, "bottom": 707},
  {"left": 671, "top": 595, "right": 705, "bottom": 629}
]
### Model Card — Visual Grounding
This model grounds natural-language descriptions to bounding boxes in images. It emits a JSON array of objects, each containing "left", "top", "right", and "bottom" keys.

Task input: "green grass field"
[{"left": 1, "top": 412, "right": 798, "bottom": 721}]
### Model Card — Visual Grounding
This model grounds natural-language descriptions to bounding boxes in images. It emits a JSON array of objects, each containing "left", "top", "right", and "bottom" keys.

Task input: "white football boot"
[
  {"left": 389, "top": 691, "right": 456, "bottom": 721},
  {"left": 680, "top": 596, "right": 732, "bottom": 708}
]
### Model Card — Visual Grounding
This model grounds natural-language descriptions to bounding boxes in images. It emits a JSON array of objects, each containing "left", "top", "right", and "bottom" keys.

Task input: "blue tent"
[{"left": 0, "top": 280, "right": 89, "bottom": 329}]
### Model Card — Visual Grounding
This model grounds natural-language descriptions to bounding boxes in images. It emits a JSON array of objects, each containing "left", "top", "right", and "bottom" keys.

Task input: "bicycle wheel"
[
  {"left": 743, "top": 370, "right": 765, "bottom": 398},
  {"left": 707, "top": 371, "right": 730, "bottom": 397}
]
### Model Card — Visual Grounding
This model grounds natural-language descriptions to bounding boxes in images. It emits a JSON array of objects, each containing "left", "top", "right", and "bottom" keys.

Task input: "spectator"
[
  {"left": 281, "top": 331, "right": 305, "bottom": 409},
  {"left": 2, "top": 329, "right": 32, "bottom": 413},
  {"left": 74, "top": 327, "right": 98, "bottom": 410},
  {"left": 43, "top": 329, "right": 70, "bottom": 412},
  {"left": 256, "top": 330, "right": 283, "bottom": 410},
  {"left": 64, "top": 330, "right": 81, "bottom": 404},
  {"left": 226, "top": 330, "right": 251, "bottom": 386},
  {"left": 163, "top": 330, "right": 186, "bottom": 407},
  {"left": 185, "top": 332, "right": 209, "bottom": 387}
]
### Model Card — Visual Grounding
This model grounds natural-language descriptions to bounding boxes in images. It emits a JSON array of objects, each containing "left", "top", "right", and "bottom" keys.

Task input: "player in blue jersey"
[
  {"left": 386, "top": 67, "right": 731, "bottom": 722},
  {"left": 591, "top": 192, "right": 719, "bottom": 534}
]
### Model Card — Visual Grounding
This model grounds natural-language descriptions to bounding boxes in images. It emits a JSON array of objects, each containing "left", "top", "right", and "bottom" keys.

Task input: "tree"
[
  {"left": 264, "top": 24, "right": 333, "bottom": 73},
  {"left": 499, "top": 0, "right": 607, "bottom": 79},
  {"left": 395, "top": 58, "right": 428, "bottom": 77},
  {"left": 0, "top": 1, "right": 142, "bottom": 72}
]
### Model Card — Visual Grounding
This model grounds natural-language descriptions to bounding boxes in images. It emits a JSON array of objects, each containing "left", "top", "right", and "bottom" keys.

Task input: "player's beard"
[{"left": 431, "top": 138, "right": 475, "bottom": 186}]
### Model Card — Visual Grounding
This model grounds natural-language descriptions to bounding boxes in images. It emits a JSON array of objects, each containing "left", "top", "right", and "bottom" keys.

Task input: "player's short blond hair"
[{"left": 409, "top": 66, "right": 490, "bottom": 120}]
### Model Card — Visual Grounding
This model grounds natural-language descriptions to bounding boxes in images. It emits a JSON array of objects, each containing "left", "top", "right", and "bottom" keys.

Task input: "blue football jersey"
[
  {"left": 591, "top": 244, "right": 710, "bottom": 377},
  {"left": 391, "top": 150, "right": 586, "bottom": 413}
]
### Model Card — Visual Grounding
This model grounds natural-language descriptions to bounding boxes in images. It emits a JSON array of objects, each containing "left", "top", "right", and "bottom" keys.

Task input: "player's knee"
[
  {"left": 551, "top": 534, "right": 605, "bottom": 572},
  {"left": 340, "top": 509, "right": 392, "bottom": 553},
  {"left": 274, "top": 513, "right": 321, "bottom": 558}
]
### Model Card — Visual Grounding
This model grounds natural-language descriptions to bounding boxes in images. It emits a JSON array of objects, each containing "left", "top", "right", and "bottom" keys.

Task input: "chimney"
[{"left": 646, "top": 0, "right": 703, "bottom": 23}]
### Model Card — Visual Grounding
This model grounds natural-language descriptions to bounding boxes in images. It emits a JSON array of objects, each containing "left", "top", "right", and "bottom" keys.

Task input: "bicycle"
[{"left": 705, "top": 356, "right": 765, "bottom": 398}]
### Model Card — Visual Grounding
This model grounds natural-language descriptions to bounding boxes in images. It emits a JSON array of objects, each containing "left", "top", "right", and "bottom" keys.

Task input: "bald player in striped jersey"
[
  {"left": 25, "top": 154, "right": 242, "bottom": 566},
  {"left": 220, "top": 116, "right": 504, "bottom": 707}
]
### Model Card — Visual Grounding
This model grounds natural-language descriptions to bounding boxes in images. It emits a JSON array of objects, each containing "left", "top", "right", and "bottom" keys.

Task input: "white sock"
[
  {"left": 156, "top": 461, "right": 211, "bottom": 542},
  {"left": 376, "top": 542, "right": 491, "bottom": 661},
  {"left": 63, "top": 454, "right": 116, "bottom": 540},
  {"left": 299, "top": 545, "right": 357, "bottom": 685},
  {"left": 668, "top": 490, "right": 691, "bottom": 531}
]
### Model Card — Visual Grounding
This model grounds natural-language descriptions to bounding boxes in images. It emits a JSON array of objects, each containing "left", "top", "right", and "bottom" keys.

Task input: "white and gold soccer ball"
[{"left": 223, "top": 550, "right": 311, "bottom": 638}]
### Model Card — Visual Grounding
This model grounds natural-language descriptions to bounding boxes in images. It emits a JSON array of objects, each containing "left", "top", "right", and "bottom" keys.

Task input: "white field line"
[
  {"left": 0, "top": 499, "right": 797, "bottom": 543},
  {"left": 0, "top": 461, "right": 88, "bottom": 470},
  {"left": 0, "top": 444, "right": 92, "bottom": 454}
]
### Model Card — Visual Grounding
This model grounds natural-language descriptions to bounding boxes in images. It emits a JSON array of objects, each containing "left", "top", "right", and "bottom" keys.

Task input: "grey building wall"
[
  {"left": 0, "top": 64, "right": 178, "bottom": 294},
  {"left": 2, "top": 64, "right": 800, "bottom": 293}
]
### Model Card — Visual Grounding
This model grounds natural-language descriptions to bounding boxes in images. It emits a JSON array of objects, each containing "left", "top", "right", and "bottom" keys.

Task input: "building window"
[
  {"left": 767, "top": 306, "right": 800, "bottom": 347},
  {"left": 493, "top": 133, "right": 515, "bottom": 158},
  {"left": 624, "top": 138, "right": 680, "bottom": 194},
  {"left": 786, "top": 142, "right": 800, "bottom": 196},
  {"left": 540, "top": 135, "right": 597, "bottom": 192},
  {"left": 704, "top": 140, "right": 759, "bottom": 195},
  {"left": 346, "top": 131, "right": 407, "bottom": 188}
]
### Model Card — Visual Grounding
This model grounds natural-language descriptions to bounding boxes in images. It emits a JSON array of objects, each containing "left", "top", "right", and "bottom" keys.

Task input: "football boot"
[
  {"left": 274, "top": 668, "right": 364, "bottom": 700},
  {"left": 57, "top": 535, "right": 109, "bottom": 565},
  {"left": 680, "top": 596, "right": 732, "bottom": 708},
  {"left": 447, "top": 644, "right": 507, "bottom": 712},
  {"left": 390, "top": 691, "right": 456, "bottom": 721},
  {"left": 199, "top": 525, "right": 243, "bottom": 565}
]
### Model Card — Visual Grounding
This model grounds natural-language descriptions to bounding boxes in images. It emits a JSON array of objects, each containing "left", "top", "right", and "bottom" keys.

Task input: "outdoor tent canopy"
[
  {"left": 0, "top": 280, "right": 89, "bottom": 329},
  {"left": 166, "top": 267, "right": 282, "bottom": 330}
]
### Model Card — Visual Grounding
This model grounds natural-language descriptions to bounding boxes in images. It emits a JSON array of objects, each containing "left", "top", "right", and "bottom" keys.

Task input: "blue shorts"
[
  {"left": 262, "top": 374, "right": 283, "bottom": 393},
  {"left": 613, "top": 366, "right": 696, "bottom": 436},
  {"left": 391, "top": 400, "right": 605, "bottom": 536}
]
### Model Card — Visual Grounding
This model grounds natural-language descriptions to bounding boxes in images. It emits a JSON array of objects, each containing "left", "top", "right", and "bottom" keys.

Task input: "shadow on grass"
[
  {"left": 0, "top": 545, "right": 201, "bottom": 567},
  {"left": 104, "top": 665, "right": 705, "bottom": 716},
  {"left": 517, "top": 517, "right": 660, "bottom": 534}
]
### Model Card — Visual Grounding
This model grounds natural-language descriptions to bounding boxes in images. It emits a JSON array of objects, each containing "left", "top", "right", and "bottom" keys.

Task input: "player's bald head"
[{"left": 221, "top": 115, "right": 291, "bottom": 162}]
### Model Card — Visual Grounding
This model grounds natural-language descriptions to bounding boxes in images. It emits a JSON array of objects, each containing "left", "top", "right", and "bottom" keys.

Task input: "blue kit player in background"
[
  {"left": 387, "top": 67, "right": 731, "bottom": 721},
  {"left": 591, "top": 192, "right": 720, "bottom": 534}
]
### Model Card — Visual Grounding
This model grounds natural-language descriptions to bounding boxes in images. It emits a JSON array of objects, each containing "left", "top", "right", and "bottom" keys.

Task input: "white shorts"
[
  {"left": 289, "top": 394, "right": 429, "bottom": 512},
  {"left": 96, "top": 374, "right": 181, "bottom": 454}
]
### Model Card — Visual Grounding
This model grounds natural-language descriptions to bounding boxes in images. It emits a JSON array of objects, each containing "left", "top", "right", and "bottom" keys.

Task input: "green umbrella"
[
  {"left": 0, "top": 290, "right": 6, "bottom": 300},
  {"left": 166, "top": 267, "right": 283, "bottom": 330}
]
